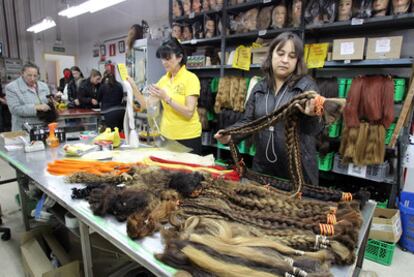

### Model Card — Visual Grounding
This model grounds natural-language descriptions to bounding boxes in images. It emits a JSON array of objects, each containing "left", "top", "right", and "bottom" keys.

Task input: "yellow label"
[
  {"left": 252, "top": 42, "right": 262, "bottom": 48},
  {"left": 304, "top": 44, "right": 310, "bottom": 63},
  {"left": 117, "top": 63, "right": 128, "bottom": 81},
  {"left": 307, "top": 43, "right": 329, "bottom": 69},
  {"left": 232, "top": 45, "right": 252, "bottom": 71}
]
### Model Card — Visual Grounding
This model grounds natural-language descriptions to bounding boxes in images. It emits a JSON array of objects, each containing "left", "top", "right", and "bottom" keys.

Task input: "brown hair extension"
[
  {"left": 66, "top": 172, "right": 125, "bottom": 184},
  {"left": 127, "top": 200, "right": 178, "bottom": 239},
  {"left": 214, "top": 77, "right": 231, "bottom": 113}
]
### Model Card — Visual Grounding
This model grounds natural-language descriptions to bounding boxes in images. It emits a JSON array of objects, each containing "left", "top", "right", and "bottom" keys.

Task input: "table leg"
[
  {"left": 353, "top": 218, "right": 373, "bottom": 277},
  {"left": 16, "top": 170, "right": 30, "bottom": 231},
  {"left": 79, "top": 221, "right": 94, "bottom": 277}
]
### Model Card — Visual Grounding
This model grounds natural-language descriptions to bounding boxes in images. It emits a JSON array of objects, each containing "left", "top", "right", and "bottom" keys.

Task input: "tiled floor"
[{"left": 0, "top": 158, "right": 413, "bottom": 276}]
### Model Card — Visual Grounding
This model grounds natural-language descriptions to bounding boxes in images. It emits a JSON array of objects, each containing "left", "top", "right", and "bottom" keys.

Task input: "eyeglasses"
[{"left": 23, "top": 73, "right": 39, "bottom": 79}]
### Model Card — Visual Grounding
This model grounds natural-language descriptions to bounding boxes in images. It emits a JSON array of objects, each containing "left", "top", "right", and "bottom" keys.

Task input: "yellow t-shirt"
[{"left": 156, "top": 65, "right": 202, "bottom": 140}]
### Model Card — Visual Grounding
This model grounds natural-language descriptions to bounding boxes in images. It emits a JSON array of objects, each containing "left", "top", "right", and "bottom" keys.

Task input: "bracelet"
[{"left": 166, "top": 97, "right": 173, "bottom": 105}]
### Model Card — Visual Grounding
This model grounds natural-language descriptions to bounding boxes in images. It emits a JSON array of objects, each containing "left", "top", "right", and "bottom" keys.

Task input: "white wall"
[
  {"left": 73, "top": 0, "right": 169, "bottom": 76},
  {"left": 30, "top": 0, "right": 79, "bottom": 81}
]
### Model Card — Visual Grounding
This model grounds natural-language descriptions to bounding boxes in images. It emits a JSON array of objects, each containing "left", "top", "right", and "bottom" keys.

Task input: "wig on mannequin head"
[{"left": 372, "top": 0, "right": 390, "bottom": 16}]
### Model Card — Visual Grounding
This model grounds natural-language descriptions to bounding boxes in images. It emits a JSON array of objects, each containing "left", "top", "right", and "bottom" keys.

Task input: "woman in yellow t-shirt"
[{"left": 127, "top": 38, "right": 202, "bottom": 154}]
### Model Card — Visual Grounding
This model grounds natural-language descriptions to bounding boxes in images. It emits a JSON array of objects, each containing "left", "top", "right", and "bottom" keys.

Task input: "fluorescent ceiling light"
[
  {"left": 58, "top": 0, "right": 127, "bottom": 18},
  {"left": 27, "top": 17, "right": 56, "bottom": 33}
]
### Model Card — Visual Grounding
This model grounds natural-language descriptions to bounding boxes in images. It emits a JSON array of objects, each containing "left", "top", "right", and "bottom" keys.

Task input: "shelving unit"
[{"left": 169, "top": 0, "right": 414, "bottom": 207}]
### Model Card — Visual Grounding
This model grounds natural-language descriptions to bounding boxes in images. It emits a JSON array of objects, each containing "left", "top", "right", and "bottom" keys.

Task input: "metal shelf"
[
  {"left": 321, "top": 59, "right": 413, "bottom": 68},
  {"left": 188, "top": 65, "right": 222, "bottom": 70},
  {"left": 306, "top": 13, "right": 414, "bottom": 36},
  {"left": 226, "top": 0, "right": 278, "bottom": 13},
  {"left": 226, "top": 27, "right": 300, "bottom": 43},
  {"left": 181, "top": 36, "right": 222, "bottom": 46}
]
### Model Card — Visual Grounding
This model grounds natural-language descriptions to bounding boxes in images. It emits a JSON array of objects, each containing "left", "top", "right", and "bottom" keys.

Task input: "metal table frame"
[{"left": 0, "top": 145, "right": 376, "bottom": 277}]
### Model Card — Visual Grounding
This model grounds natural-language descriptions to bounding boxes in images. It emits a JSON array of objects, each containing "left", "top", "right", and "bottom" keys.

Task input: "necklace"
[{"left": 264, "top": 85, "right": 288, "bottom": 163}]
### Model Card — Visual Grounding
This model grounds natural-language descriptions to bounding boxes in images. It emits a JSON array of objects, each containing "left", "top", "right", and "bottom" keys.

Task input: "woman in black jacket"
[
  {"left": 77, "top": 69, "right": 102, "bottom": 109},
  {"left": 97, "top": 72, "right": 125, "bottom": 130},
  {"left": 215, "top": 32, "right": 323, "bottom": 186}
]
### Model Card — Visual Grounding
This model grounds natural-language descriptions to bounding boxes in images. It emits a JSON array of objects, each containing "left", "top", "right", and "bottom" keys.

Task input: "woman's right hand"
[
  {"left": 35, "top": 104, "right": 50, "bottom": 112},
  {"left": 214, "top": 129, "right": 231, "bottom": 144}
]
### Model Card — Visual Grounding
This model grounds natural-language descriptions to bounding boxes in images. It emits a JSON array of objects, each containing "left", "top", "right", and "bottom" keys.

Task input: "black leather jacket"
[{"left": 231, "top": 76, "right": 323, "bottom": 186}]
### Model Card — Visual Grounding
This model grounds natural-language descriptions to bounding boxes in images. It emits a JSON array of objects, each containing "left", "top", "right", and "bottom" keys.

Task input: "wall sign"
[
  {"left": 109, "top": 43, "right": 116, "bottom": 56},
  {"left": 118, "top": 40, "right": 125, "bottom": 53}
]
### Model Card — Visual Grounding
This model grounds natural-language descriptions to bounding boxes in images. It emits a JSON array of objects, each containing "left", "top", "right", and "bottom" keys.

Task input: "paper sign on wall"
[
  {"left": 375, "top": 38, "right": 391, "bottom": 53},
  {"left": 307, "top": 43, "right": 329, "bottom": 69},
  {"left": 340, "top": 42, "right": 355, "bottom": 55},
  {"left": 117, "top": 63, "right": 128, "bottom": 81}
]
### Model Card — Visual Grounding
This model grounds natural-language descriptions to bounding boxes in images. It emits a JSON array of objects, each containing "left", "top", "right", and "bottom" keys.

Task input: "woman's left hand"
[
  {"left": 148, "top": 85, "right": 168, "bottom": 101},
  {"left": 296, "top": 98, "right": 317, "bottom": 116}
]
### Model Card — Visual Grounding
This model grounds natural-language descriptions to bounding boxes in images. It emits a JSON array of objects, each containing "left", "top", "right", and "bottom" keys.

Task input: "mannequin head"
[
  {"left": 215, "top": 0, "right": 224, "bottom": 10},
  {"left": 338, "top": 0, "right": 352, "bottom": 21},
  {"left": 205, "top": 18, "right": 215, "bottom": 38},
  {"left": 192, "top": 0, "right": 201, "bottom": 13},
  {"left": 209, "top": 0, "right": 217, "bottom": 10},
  {"left": 182, "top": 25, "right": 193, "bottom": 40},
  {"left": 272, "top": 4, "right": 287, "bottom": 28},
  {"left": 202, "top": 0, "right": 209, "bottom": 11},
  {"left": 291, "top": 0, "right": 302, "bottom": 27},
  {"left": 392, "top": 0, "right": 410, "bottom": 14},
  {"left": 172, "top": 24, "right": 182, "bottom": 40},
  {"left": 373, "top": 0, "right": 390, "bottom": 16},
  {"left": 244, "top": 9, "right": 259, "bottom": 31},
  {"left": 173, "top": 0, "right": 183, "bottom": 17},
  {"left": 183, "top": 0, "right": 192, "bottom": 16}
]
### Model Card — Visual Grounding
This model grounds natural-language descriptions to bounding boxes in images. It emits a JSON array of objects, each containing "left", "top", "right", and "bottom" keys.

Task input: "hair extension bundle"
[
  {"left": 198, "top": 107, "right": 209, "bottom": 130},
  {"left": 167, "top": 172, "right": 205, "bottom": 197},
  {"left": 71, "top": 183, "right": 112, "bottom": 200},
  {"left": 127, "top": 199, "right": 178, "bottom": 239},
  {"left": 66, "top": 172, "right": 126, "bottom": 184},
  {"left": 233, "top": 77, "right": 247, "bottom": 112},
  {"left": 214, "top": 77, "right": 231, "bottom": 113}
]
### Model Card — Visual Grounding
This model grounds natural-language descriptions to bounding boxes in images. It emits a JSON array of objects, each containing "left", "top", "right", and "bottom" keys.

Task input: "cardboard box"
[
  {"left": 20, "top": 226, "right": 81, "bottom": 277},
  {"left": 251, "top": 47, "right": 269, "bottom": 65},
  {"left": 366, "top": 36, "right": 403, "bottom": 60},
  {"left": 369, "top": 207, "right": 402, "bottom": 243},
  {"left": 332, "top": 38, "right": 366, "bottom": 60}
]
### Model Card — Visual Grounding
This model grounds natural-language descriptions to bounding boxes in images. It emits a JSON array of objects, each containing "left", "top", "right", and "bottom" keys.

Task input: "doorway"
[{"left": 44, "top": 53, "right": 75, "bottom": 92}]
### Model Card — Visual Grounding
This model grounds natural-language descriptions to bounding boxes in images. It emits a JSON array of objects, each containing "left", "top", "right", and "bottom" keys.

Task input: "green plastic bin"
[
  {"left": 328, "top": 121, "right": 342, "bottom": 138},
  {"left": 338, "top": 78, "right": 347, "bottom": 98},
  {"left": 318, "top": 152, "right": 334, "bottom": 171},
  {"left": 365, "top": 239, "right": 396, "bottom": 266},
  {"left": 385, "top": 123, "right": 396, "bottom": 145},
  {"left": 394, "top": 78, "right": 406, "bottom": 102}
]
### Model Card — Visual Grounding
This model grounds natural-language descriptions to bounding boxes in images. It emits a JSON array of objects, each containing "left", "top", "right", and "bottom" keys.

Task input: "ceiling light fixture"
[
  {"left": 58, "top": 0, "right": 127, "bottom": 18},
  {"left": 27, "top": 17, "right": 56, "bottom": 33}
]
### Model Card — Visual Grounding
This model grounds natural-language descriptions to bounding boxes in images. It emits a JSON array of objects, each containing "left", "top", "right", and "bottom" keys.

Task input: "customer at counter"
[
  {"left": 69, "top": 66, "right": 84, "bottom": 108},
  {"left": 5, "top": 62, "right": 51, "bottom": 131},
  {"left": 98, "top": 72, "right": 125, "bottom": 130},
  {"left": 77, "top": 69, "right": 102, "bottom": 109}
]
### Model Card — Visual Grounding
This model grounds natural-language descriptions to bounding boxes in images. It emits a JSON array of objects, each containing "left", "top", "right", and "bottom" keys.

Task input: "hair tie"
[
  {"left": 327, "top": 213, "right": 337, "bottom": 224},
  {"left": 319, "top": 223, "right": 335, "bottom": 236},
  {"left": 341, "top": 192, "right": 353, "bottom": 201},
  {"left": 314, "top": 95, "right": 325, "bottom": 116}
]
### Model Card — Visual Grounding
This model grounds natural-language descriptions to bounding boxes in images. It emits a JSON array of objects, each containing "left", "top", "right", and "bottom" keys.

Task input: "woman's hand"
[
  {"left": 296, "top": 98, "right": 317, "bottom": 116},
  {"left": 148, "top": 84, "right": 168, "bottom": 102},
  {"left": 214, "top": 129, "right": 231, "bottom": 144}
]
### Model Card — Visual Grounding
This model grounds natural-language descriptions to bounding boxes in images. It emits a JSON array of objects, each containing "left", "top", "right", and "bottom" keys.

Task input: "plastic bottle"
[{"left": 46, "top": 122, "right": 59, "bottom": 148}]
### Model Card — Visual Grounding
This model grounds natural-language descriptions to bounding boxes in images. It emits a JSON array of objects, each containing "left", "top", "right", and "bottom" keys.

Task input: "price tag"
[
  {"left": 340, "top": 42, "right": 354, "bottom": 55},
  {"left": 189, "top": 12, "right": 195, "bottom": 19},
  {"left": 263, "top": 0, "right": 271, "bottom": 3},
  {"left": 347, "top": 163, "right": 367, "bottom": 178},
  {"left": 351, "top": 18, "right": 364, "bottom": 25},
  {"left": 344, "top": 59, "right": 351, "bottom": 64},
  {"left": 258, "top": 30, "right": 267, "bottom": 36},
  {"left": 376, "top": 38, "right": 391, "bottom": 53},
  {"left": 190, "top": 39, "right": 197, "bottom": 45}
]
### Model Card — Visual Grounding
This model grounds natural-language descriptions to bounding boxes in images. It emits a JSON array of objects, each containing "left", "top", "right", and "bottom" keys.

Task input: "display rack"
[{"left": 169, "top": 0, "right": 414, "bottom": 207}]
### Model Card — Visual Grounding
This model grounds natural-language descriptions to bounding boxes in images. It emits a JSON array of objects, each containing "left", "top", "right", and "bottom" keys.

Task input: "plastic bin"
[
  {"left": 332, "top": 154, "right": 390, "bottom": 182},
  {"left": 399, "top": 191, "right": 414, "bottom": 253},
  {"left": 377, "top": 200, "right": 389, "bottom": 209},
  {"left": 364, "top": 239, "right": 396, "bottom": 266},
  {"left": 338, "top": 78, "right": 347, "bottom": 98},
  {"left": 394, "top": 78, "right": 406, "bottom": 102},
  {"left": 328, "top": 121, "right": 342, "bottom": 138},
  {"left": 385, "top": 123, "right": 396, "bottom": 145},
  {"left": 318, "top": 152, "right": 334, "bottom": 171},
  {"left": 249, "top": 143, "right": 256, "bottom": 156},
  {"left": 238, "top": 140, "right": 249, "bottom": 154}
]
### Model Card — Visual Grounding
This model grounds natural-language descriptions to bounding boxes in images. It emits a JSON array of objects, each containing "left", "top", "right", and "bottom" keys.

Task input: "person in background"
[
  {"left": 57, "top": 68, "right": 73, "bottom": 97},
  {"left": 77, "top": 69, "right": 102, "bottom": 109},
  {"left": 97, "top": 72, "right": 125, "bottom": 130},
  {"left": 0, "top": 80, "right": 12, "bottom": 132},
  {"left": 70, "top": 66, "right": 84, "bottom": 107},
  {"left": 5, "top": 62, "right": 51, "bottom": 131},
  {"left": 215, "top": 32, "right": 323, "bottom": 186},
  {"left": 128, "top": 38, "right": 202, "bottom": 154}
]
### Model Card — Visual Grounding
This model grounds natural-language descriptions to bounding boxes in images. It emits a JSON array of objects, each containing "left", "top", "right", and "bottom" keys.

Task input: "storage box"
[
  {"left": 20, "top": 226, "right": 81, "bottom": 277},
  {"left": 366, "top": 36, "right": 403, "bottom": 60},
  {"left": 332, "top": 38, "right": 366, "bottom": 60},
  {"left": 369, "top": 208, "right": 403, "bottom": 243},
  {"left": 251, "top": 47, "right": 268, "bottom": 65}
]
